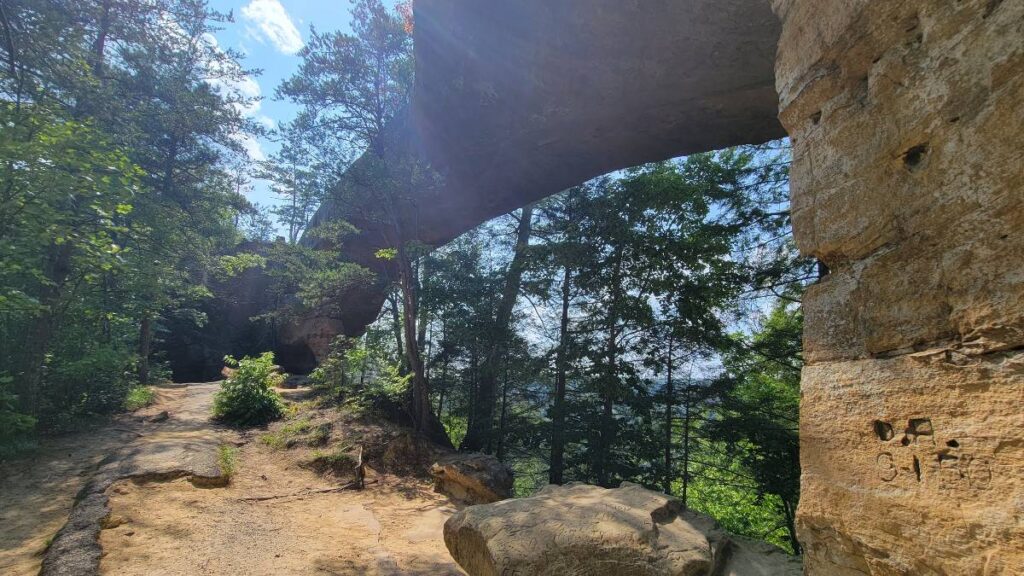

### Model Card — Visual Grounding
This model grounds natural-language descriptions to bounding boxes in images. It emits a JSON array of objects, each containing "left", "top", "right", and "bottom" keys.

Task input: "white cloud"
[
  {"left": 241, "top": 0, "right": 304, "bottom": 55},
  {"left": 256, "top": 115, "right": 276, "bottom": 130},
  {"left": 198, "top": 33, "right": 269, "bottom": 162},
  {"left": 236, "top": 133, "right": 267, "bottom": 162}
]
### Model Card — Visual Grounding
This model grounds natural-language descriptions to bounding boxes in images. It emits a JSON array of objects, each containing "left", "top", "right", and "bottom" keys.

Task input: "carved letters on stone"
[{"left": 872, "top": 418, "right": 991, "bottom": 491}]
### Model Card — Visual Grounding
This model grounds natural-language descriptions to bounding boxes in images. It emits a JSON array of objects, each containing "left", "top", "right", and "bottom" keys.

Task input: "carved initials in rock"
[{"left": 872, "top": 417, "right": 992, "bottom": 490}]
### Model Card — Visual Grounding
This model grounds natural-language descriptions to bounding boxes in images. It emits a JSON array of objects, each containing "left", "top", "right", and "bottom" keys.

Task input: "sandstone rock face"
[
  {"left": 775, "top": 0, "right": 1024, "bottom": 573},
  {"left": 443, "top": 482, "right": 801, "bottom": 576},
  {"left": 430, "top": 453, "right": 513, "bottom": 505}
]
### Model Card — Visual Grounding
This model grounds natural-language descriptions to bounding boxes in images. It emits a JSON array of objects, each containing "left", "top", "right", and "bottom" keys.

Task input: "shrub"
[
  {"left": 212, "top": 352, "right": 284, "bottom": 426},
  {"left": 44, "top": 344, "right": 135, "bottom": 427},
  {"left": 124, "top": 385, "right": 155, "bottom": 411},
  {"left": 310, "top": 338, "right": 409, "bottom": 416},
  {"left": 0, "top": 376, "right": 37, "bottom": 459}
]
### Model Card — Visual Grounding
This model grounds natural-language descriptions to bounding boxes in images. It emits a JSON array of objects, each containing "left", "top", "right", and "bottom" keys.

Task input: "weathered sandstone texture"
[
  {"left": 430, "top": 453, "right": 513, "bottom": 505},
  {"left": 775, "top": 0, "right": 1024, "bottom": 573},
  {"left": 443, "top": 482, "right": 802, "bottom": 576}
]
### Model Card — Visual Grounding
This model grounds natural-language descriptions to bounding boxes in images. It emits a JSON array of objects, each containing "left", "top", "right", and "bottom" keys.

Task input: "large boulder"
[
  {"left": 444, "top": 482, "right": 801, "bottom": 576},
  {"left": 430, "top": 453, "right": 513, "bottom": 505}
]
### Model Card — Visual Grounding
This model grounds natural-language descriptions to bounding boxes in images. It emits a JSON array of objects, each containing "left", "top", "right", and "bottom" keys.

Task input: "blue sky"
[{"left": 206, "top": 0, "right": 361, "bottom": 208}]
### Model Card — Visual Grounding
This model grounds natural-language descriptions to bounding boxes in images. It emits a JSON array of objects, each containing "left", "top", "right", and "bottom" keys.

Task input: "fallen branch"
[{"left": 238, "top": 479, "right": 378, "bottom": 502}]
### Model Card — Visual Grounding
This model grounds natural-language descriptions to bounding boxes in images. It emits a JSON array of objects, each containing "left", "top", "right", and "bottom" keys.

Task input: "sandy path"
[
  {"left": 97, "top": 386, "right": 465, "bottom": 575},
  {"left": 99, "top": 447, "right": 464, "bottom": 575},
  {"left": 0, "top": 385, "right": 186, "bottom": 576},
  {"left": 3, "top": 382, "right": 464, "bottom": 575}
]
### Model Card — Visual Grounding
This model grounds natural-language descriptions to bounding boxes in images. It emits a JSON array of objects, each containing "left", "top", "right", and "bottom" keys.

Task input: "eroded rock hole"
[
  {"left": 946, "top": 440, "right": 959, "bottom": 448},
  {"left": 912, "top": 456, "right": 921, "bottom": 482},
  {"left": 902, "top": 144, "right": 929, "bottom": 168},
  {"left": 810, "top": 110, "right": 822, "bottom": 125},
  {"left": 873, "top": 420, "right": 894, "bottom": 441},
  {"left": 907, "top": 418, "right": 933, "bottom": 436},
  {"left": 902, "top": 144, "right": 929, "bottom": 171}
]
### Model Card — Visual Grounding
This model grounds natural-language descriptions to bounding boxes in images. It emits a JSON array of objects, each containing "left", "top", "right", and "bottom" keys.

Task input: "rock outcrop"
[
  {"left": 775, "top": 0, "right": 1024, "bottom": 573},
  {"left": 296, "top": 0, "right": 784, "bottom": 339},
  {"left": 196, "top": 1, "right": 1020, "bottom": 571},
  {"left": 444, "top": 482, "right": 801, "bottom": 576},
  {"left": 430, "top": 453, "right": 513, "bottom": 505}
]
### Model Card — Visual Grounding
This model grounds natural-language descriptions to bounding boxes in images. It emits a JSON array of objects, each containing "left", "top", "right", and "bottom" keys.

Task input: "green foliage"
[
  {"left": 701, "top": 303, "right": 803, "bottom": 553},
  {"left": 0, "top": 376, "right": 37, "bottom": 458},
  {"left": 307, "top": 446, "right": 358, "bottom": 475},
  {"left": 374, "top": 248, "right": 398, "bottom": 261},
  {"left": 212, "top": 353, "right": 285, "bottom": 426},
  {"left": 45, "top": 343, "right": 137, "bottom": 425},
  {"left": 217, "top": 254, "right": 267, "bottom": 279},
  {"left": 310, "top": 338, "right": 410, "bottom": 415},
  {"left": 218, "top": 445, "right": 239, "bottom": 479},
  {"left": 0, "top": 0, "right": 266, "bottom": 430},
  {"left": 442, "top": 414, "right": 468, "bottom": 450},
  {"left": 686, "top": 453, "right": 794, "bottom": 552},
  {"left": 124, "top": 386, "right": 156, "bottom": 411},
  {"left": 260, "top": 418, "right": 331, "bottom": 449}
]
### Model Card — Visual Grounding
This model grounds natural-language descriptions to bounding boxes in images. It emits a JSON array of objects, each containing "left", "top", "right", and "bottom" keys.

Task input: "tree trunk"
[
  {"left": 783, "top": 499, "right": 802, "bottom": 554},
  {"left": 416, "top": 258, "right": 429, "bottom": 352},
  {"left": 138, "top": 314, "right": 153, "bottom": 384},
  {"left": 396, "top": 249, "right": 451, "bottom": 448},
  {"left": 595, "top": 246, "right": 623, "bottom": 488},
  {"left": 496, "top": 365, "right": 510, "bottom": 461},
  {"left": 462, "top": 205, "right": 533, "bottom": 452},
  {"left": 681, "top": 379, "right": 693, "bottom": 510},
  {"left": 435, "top": 319, "right": 448, "bottom": 418},
  {"left": 549, "top": 264, "right": 572, "bottom": 484},
  {"left": 663, "top": 335, "right": 674, "bottom": 494},
  {"left": 18, "top": 243, "right": 72, "bottom": 415},
  {"left": 388, "top": 292, "right": 405, "bottom": 370}
]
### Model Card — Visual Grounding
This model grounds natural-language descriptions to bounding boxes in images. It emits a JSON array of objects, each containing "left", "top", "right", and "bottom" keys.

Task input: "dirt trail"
[
  {"left": 99, "top": 385, "right": 464, "bottom": 575},
  {"left": 0, "top": 385, "right": 185, "bottom": 576},
  {"left": 2, "top": 382, "right": 464, "bottom": 575}
]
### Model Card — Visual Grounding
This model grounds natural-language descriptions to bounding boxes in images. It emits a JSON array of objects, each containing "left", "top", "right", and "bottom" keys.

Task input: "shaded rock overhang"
[{"left": 302, "top": 0, "right": 786, "bottom": 337}]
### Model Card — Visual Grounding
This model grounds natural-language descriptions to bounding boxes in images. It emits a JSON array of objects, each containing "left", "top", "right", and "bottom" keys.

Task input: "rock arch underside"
[{"left": 293, "top": 1, "right": 1023, "bottom": 573}]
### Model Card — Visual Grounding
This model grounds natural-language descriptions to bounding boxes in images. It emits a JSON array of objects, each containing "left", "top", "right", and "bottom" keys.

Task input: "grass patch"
[
  {"left": 306, "top": 446, "right": 357, "bottom": 476},
  {"left": 260, "top": 418, "right": 331, "bottom": 449},
  {"left": 124, "top": 385, "right": 155, "bottom": 411},
  {"left": 218, "top": 445, "right": 238, "bottom": 479}
]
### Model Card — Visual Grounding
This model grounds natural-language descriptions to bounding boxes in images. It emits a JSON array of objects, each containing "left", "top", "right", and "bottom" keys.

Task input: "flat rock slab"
[
  {"left": 444, "top": 482, "right": 801, "bottom": 576},
  {"left": 40, "top": 383, "right": 228, "bottom": 576}
]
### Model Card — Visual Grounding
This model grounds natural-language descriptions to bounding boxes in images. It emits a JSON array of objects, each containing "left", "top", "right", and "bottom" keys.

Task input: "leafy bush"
[
  {"left": 212, "top": 352, "right": 284, "bottom": 426},
  {"left": 44, "top": 344, "right": 136, "bottom": 427},
  {"left": 0, "top": 376, "right": 37, "bottom": 459},
  {"left": 124, "top": 385, "right": 156, "bottom": 411}
]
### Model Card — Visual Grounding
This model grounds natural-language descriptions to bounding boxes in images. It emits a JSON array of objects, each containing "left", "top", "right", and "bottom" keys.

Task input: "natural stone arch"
[
  {"left": 298, "top": 0, "right": 784, "bottom": 336},
  {"left": 294, "top": 1, "right": 1024, "bottom": 573}
]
